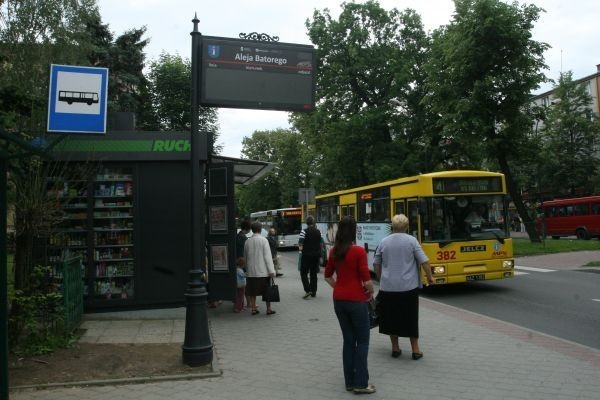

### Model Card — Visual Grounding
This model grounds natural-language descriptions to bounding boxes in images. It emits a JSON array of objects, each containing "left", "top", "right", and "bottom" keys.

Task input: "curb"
[{"left": 9, "top": 369, "right": 223, "bottom": 391}]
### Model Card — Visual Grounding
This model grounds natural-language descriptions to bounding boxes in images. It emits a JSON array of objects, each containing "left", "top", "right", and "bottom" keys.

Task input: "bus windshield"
[
  {"left": 273, "top": 214, "right": 302, "bottom": 236},
  {"left": 421, "top": 195, "right": 509, "bottom": 243}
]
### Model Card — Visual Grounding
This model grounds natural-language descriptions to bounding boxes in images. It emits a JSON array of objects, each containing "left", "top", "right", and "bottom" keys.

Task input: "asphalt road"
[{"left": 421, "top": 267, "right": 600, "bottom": 349}]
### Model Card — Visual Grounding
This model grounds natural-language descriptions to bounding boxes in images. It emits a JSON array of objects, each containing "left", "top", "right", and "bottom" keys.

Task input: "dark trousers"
[
  {"left": 300, "top": 254, "right": 320, "bottom": 295},
  {"left": 333, "top": 300, "right": 370, "bottom": 389}
]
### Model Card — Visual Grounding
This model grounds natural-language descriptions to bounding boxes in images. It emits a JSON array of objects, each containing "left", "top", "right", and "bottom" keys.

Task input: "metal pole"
[
  {"left": 1, "top": 157, "right": 9, "bottom": 399},
  {"left": 182, "top": 13, "right": 213, "bottom": 367}
]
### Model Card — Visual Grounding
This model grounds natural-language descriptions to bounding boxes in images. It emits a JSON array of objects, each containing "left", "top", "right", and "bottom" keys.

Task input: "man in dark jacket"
[
  {"left": 299, "top": 216, "right": 322, "bottom": 298},
  {"left": 236, "top": 219, "right": 251, "bottom": 260}
]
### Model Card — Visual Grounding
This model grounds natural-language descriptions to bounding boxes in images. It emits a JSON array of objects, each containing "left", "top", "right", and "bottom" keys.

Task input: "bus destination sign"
[
  {"left": 200, "top": 36, "right": 315, "bottom": 112},
  {"left": 433, "top": 177, "right": 503, "bottom": 194}
]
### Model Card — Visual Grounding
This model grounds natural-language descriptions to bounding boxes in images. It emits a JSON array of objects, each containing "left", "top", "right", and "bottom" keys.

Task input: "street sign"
[
  {"left": 200, "top": 36, "right": 315, "bottom": 112},
  {"left": 298, "top": 188, "right": 315, "bottom": 204},
  {"left": 47, "top": 64, "right": 109, "bottom": 134}
]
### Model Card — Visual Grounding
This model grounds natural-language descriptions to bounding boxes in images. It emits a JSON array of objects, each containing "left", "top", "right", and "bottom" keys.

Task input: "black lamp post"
[{"left": 181, "top": 14, "right": 213, "bottom": 367}]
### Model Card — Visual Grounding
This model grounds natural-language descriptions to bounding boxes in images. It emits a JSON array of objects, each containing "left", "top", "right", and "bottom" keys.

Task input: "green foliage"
[
  {"left": 299, "top": 1, "right": 435, "bottom": 192},
  {"left": 9, "top": 266, "right": 74, "bottom": 356},
  {"left": 237, "top": 129, "right": 310, "bottom": 216},
  {"left": 424, "top": 0, "right": 548, "bottom": 241},
  {"left": 0, "top": 0, "right": 99, "bottom": 133},
  {"left": 513, "top": 238, "right": 600, "bottom": 257},
  {"left": 146, "top": 53, "right": 221, "bottom": 153},
  {"left": 537, "top": 72, "right": 600, "bottom": 196}
]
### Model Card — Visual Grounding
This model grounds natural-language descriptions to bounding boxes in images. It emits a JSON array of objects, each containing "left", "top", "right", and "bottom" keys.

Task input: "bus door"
[
  {"left": 341, "top": 205, "right": 355, "bottom": 218},
  {"left": 394, "top": 200, "right": 405, "bottom": 215},
  {"left": 407, "top": 199, "right": 419, "bottom": 238}
]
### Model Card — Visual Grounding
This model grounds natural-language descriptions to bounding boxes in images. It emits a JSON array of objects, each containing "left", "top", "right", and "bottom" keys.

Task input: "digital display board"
[
  {"left": 200, "top": 36, "right": 315, "bottom": 112},
  {"left": 433, "top": 177, "right": 503, "bottom": 194}
]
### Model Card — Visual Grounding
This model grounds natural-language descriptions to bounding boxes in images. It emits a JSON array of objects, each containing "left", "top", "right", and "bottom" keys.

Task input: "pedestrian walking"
[
  {"left": 267, "top": 228, "right": 283, "bottom": 277},
  {"left": 324, "top": 215, "right": 376, "bottom": 394},
  {"left": 244, "top": 221, "right": 276, "bottom": 315},
  {"left": 373, "top": 214, "right": 434, "bottom": 360},
  {"left": 299, "top": 215, "right": 322, "bottom": 298}
]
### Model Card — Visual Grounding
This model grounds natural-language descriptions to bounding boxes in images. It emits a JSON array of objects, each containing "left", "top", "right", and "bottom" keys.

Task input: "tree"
[
  {"left": 298, "top": 0, "right": 434, "bottom": 193},
  {"left": 82, "top": 12, "right": 158, "bottom": 129},
  {"left": 424, "top": 0, "right": 549, "bottom": 241},
  {"left": 146, "top": 53, "right": 221, "bottom": 153},
  {"left": 237, "top": 129, "right": 310, "bottom": 216},
  {"left": 537, "top": 72, "right": 600, "bottom": 197},
  {"left": 1, "top": 0, "right": 102, "bottom": 291},
  {"left": 0, "top": 0, "right": 99, "bottom": 133}
]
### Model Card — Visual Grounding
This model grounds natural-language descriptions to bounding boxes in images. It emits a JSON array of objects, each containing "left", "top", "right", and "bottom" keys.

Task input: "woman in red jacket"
[{"left": 324, "top": 216, "right": 376, "bottom": 395}]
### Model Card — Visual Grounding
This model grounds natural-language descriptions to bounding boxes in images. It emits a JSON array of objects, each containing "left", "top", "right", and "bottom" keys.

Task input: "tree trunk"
[{"left": 497, "top": 153, "right": 541, "bottom": 243}]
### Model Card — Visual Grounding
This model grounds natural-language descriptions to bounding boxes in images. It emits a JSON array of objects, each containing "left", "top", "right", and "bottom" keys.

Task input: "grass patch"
[
  {"left": 584, "top": 261, "right": 600, "bottom": 267},
  {"left": 513, "top": 238, "right": 600, "bottom": 257}
]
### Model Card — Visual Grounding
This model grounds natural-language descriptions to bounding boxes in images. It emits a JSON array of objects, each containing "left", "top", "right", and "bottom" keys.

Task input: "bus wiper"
[
  {"left": 438, "top": 240, "right": 454, "bottom": 248},
  {"left": 489, "top": 230, "right": 505, "bottom": 244}
]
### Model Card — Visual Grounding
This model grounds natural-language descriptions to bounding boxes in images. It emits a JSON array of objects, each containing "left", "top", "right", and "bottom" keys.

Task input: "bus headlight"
[
  {"left": 502, "top": 260, "right": 514, "bottom": 269},
  {"left": 431, "top": 265, "right": 446, "bottom": 275}
]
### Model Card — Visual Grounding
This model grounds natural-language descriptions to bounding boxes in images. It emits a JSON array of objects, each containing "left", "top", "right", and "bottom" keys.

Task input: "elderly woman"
[{"left": 373, "top": 214, "right": 434, "bottom": 360}]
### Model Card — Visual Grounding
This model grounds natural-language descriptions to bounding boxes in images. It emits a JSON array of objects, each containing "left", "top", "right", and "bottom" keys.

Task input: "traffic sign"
[{"left": 47, "top": 64, "right": 109, "bottom": 134}]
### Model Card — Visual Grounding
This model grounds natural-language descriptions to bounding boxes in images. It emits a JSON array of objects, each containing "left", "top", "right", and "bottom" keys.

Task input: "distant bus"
[
  {"left": 59, "top": 90, "right": 99, "bottom": 105},
  {"left": 315, "top": 170, "right": 514, "bottom": 285},
  {"left": 250, "top": 207, "right": 303, "bottom": 248},
  {"left": 536, "top": 196, "right": 600, "bottom": 240}
]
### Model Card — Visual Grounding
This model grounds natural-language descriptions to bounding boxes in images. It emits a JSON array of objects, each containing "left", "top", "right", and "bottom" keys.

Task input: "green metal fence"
[{"left": 60, "top": 256, "right": 83, "bottom": 332}]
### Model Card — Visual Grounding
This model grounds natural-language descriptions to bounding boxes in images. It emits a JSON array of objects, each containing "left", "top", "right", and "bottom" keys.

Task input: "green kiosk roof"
[{"left": 49, "top": 131, "right": 273, "bottom": 185}]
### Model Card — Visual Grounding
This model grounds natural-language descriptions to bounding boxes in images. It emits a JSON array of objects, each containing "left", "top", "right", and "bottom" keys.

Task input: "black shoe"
[
  {"left": 310, "top": 293, "right": 316, "bottom": 297},
  {"left": 276, "top": 273, "right": 283, "bottom": 277},
  {"left": 391, "top": 350, "right": 401, "bottom": 358},
  {"left": 412, "top": 352, "right": 423, "bottom": 360}
]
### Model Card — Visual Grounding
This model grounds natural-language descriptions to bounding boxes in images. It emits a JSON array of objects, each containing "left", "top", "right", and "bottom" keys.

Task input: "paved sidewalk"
[{"left": 11, "top": 252, "right": 600, "bottom": 400}]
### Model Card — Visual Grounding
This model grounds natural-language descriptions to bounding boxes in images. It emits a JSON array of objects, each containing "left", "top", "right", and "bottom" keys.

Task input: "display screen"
[
  {"left": 200, "top": 36, "right": 315, "bottom": 112},
  {"left": 433, "top": 177, "right": 503, "bottom": 194}
]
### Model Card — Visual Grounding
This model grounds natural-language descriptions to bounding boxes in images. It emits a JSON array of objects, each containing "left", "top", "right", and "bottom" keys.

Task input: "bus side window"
[
  {"left": 593, "top": 203, "right": 600, "bottom": 215},
  {"left": 574, "top": 204, "right": 588, "bottom": 216}
]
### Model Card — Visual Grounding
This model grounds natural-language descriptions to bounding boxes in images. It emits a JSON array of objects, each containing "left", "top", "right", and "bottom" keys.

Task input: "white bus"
[{"left": 250, "top": 207, "right": 303, "bottom": 248}]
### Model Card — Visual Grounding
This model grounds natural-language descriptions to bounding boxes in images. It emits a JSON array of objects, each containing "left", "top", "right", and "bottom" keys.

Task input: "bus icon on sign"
[{"left": 59, "top": 90, "right": 99, "bottom": 105}]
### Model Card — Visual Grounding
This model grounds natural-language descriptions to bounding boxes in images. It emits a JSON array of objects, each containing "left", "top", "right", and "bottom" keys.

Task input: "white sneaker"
[
  {"left": 353, "top": 384, "right": 376, "bottom": 394},
  {"left": 302, "top": 292, "right": 312, "bottom": 299}
]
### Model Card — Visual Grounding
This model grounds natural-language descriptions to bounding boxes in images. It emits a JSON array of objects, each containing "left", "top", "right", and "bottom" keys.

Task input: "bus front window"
[{"left": 422, "top": 195, "right": 509, "bottom": 242}]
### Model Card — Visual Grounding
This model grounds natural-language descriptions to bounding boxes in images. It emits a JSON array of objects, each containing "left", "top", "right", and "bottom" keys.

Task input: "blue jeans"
[{"left": 333, "top": 300, "right": 370, "bottom": 389}]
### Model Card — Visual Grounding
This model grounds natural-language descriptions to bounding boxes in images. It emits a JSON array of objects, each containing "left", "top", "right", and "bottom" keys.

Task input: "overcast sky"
[{"left": 98, "top": 0, "right": 599, "bottom": 158}]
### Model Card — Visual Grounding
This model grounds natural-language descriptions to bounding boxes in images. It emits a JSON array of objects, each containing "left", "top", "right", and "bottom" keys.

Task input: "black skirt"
[
  {"left": 377, "top": 288, "right": 420, "bottom": 338},
  {"left": 245, "top": 276, "right": 269, "bottom": 297}
]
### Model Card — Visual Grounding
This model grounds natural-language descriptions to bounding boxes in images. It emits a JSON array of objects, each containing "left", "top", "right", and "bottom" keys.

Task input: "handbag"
[
  {"left": 367, "top": 296, "right": 379, "bottom": 329},
  {"left": 262, "top": 277, "right": 280, "bottom": 302}
]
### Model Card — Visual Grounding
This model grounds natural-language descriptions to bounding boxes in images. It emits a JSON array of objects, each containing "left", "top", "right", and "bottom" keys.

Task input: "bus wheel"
[
  {"left": 576, "top": 228, "right": 590, "bottom": 240},
  {"left": 551, "top": 236, "right": 560, "bottom": 240}
]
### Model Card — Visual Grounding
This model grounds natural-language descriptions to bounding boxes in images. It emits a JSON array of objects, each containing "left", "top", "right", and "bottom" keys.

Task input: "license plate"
[{"left": 466, "top": 274, "right": 485, "bottom": 281}]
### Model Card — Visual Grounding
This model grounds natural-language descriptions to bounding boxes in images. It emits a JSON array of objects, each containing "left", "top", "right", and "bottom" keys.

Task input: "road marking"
[
  {"left": 514, "top": 265, "right": 555, "bottom": 273},
  {"left": 513, "top": 271, "right": 529, "bottom": 276},
  {"left": 592, "top": 299, "right": 600, "bottom": 302}
]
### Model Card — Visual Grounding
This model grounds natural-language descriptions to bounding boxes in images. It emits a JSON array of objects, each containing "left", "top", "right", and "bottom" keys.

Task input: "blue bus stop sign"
[{"left": 47, "top": 64, "right": 109, "bottom": 134}]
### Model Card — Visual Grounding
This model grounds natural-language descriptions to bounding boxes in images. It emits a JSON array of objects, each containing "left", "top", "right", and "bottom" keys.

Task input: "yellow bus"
[{"left": 315, "top": 170, "right": 514, "bottom": 284}]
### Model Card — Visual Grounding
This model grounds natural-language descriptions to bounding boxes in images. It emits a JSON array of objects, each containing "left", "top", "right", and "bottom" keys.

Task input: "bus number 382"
[{"left": 436, "top": 251, "right": 456, "bottom": 260}]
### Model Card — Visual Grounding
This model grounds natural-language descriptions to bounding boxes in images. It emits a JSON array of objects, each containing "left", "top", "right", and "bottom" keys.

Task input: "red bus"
[{"left": 537, "top": 196, "right": 600, "bottom": 240}]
